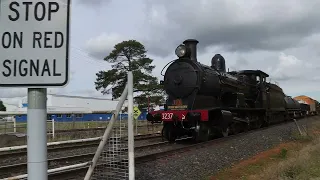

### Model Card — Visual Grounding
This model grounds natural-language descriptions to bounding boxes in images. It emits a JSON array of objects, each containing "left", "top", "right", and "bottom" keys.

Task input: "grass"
[
  {"left": 209, "top": 118, "right": 320, "bottom": 180},
  {"left": 247, "top": 138, "right": 320, "bottom": 180}
]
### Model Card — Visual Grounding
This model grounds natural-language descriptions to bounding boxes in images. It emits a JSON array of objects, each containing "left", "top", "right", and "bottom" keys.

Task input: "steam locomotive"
[{"left": 147, "top": 39, "right": 313, "bottom": 142}]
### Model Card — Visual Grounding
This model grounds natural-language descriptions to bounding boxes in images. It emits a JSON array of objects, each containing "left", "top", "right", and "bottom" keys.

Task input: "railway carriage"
[{"left": 147, "top": 39, "right": 314, "bottom": 142}]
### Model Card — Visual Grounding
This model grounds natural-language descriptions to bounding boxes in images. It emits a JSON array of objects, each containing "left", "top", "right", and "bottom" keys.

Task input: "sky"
[{"left": 1, "top": 0, "right": 320, "bottom": 103}]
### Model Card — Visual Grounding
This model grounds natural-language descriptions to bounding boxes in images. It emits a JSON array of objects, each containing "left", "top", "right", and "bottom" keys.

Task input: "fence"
[
  {"left": 0, "top": 118, "right": 55, "bottom": 148},
  {"left": 3, "top": 72, "right": 154, "bottom": 179},
  {"left": 5, "top": 79, "right": 135, "bottom": 179},
  {"left": 0, "top": 114, "right": 162, "bottom": 148},
  {"left": 44, "top": 115, "right": 161, "bottom": 142},
  {"left": 0, "top": 118, "right": 55, "bottom": 137}
]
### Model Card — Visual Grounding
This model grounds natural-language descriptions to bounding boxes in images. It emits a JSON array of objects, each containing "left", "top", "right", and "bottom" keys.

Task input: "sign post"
[
  {"left": 133, "top": 106, "right": 141, "bottom": 135},
  {"left": 127, "top": 71, "right": 135, "bottom": 180},
  {"left": 0, "top": 0, "right": 71, "bottom": 179}
]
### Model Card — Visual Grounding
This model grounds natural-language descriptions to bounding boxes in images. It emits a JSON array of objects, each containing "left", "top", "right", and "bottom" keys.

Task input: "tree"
[
  {"left": 95, "top": 40, "right": 165, "bottom": 109},
  {"left": 0, "top": 101, "right": 6, "bottom": 111},
  {"left": 134, "top": 87, "right": 167, "bottom": 110}
]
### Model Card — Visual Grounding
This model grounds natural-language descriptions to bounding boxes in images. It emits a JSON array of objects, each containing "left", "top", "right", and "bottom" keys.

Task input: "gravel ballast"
[{"left": 136, "top": 116, "right": 319, "bottom": 180}]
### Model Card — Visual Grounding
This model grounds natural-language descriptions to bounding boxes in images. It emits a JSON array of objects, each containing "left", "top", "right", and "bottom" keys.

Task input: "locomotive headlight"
[{"left": 175, "top": 44, "right": 187, "bottom": 58}]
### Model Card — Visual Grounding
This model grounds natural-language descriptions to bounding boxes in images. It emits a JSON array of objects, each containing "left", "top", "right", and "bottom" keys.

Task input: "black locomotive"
[{"left": 147, "top": 39, "right": 312, "bottom": 142}]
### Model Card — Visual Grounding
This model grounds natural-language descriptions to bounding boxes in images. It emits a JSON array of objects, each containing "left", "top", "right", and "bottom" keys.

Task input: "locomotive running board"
[
  {"left": 233, "top": 117, "right": 250, "bottom": 123},
  {"left": 223, "top": 107, "right": 266, "bottom": 111}
]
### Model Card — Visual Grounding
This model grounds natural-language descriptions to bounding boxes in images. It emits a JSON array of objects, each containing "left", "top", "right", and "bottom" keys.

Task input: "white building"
[{"left": 0, "top": 94, "right": 129, "bottom": 112}]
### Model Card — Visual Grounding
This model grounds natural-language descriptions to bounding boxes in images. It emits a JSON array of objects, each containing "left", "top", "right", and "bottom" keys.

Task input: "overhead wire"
[
  {"left": 70, "top": 45, "right": 108, "bottom": 66},
  {"left": 69, "top": 45, "right": 126, "bottom": 97}
]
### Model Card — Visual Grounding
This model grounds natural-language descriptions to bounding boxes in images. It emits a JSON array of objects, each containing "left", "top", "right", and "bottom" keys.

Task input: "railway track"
[
  {"left": 54, "top": 117, "right": 319, "bottom": 180},
  {"left": 19, "top": 133, "right": 247, "bottom": 180},
  {"left": 0, "top": 133, "right": 161, "bottom": 160},
  {"left": 0, "top": 140, "right": 172, "bottom": 179},
  {"left": 2, "top": 116, "right": 315, "bottom": 179}
]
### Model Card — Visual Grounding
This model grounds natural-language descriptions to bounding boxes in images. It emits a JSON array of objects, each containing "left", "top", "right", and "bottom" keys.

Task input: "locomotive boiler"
[
  {"left": 163, "top": 39, "right": 241, "bottom": 111},
  {"left": 147, "top": 39, "right": 310, "bottom": 142}
]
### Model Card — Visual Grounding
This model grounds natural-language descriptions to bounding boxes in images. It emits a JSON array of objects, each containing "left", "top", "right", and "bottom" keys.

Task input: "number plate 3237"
[{"left": 162, "top": 113, "right": 173, "bottom": 120}]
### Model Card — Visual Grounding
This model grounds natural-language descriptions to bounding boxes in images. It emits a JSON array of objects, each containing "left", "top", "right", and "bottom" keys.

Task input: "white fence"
[
  {"left": 0, "top": 115, "right": 161, "bottom": 144},
  {"left": 0, "top": 118, "right": 55, "bottom": 139},
  {"left": 47, "top": 119, "right": 55, "bottom": 139}
]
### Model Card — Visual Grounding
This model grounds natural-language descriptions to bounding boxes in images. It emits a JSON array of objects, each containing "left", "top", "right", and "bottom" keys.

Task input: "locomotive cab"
[{"left": 236, "top": 70, "right": 269, "bottom": 108}]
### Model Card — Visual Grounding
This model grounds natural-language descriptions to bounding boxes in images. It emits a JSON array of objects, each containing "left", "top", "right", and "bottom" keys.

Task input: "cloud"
[
  {"left": 0, "top": 89, "right": 28, "bottom": 98},
  {"left": 76, "top": 0, "right": 111, "bottom": 7},
  {"left": 6, "top": 0, "right": 315, "bottom": 102},
  {"left": 0, "top": 88, "right": 64, "bottom": 99},
  {"left": 85, "top": 33, "right": 128, "bottom": 60},
  {"left": 64, "top": 89, "right": 111, "bottom": 98},
  {"left": 140, "top": 0, "right": 320, "bottom": 57},
  {"left": 267, "top": 52, "right": 314, "bottom": 81},
  {"left": 228, "top": 56, "right": 249, "bottom": 71}
]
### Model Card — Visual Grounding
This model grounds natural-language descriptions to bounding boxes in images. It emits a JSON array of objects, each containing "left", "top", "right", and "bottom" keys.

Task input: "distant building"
[
  {"left": 0, "top": 93, "right": 160, "bottom": 122},
  {"left": 294, "top": 95, "right": 320, "bottom": 114},
  {"left": 293, "top": 95, "right": 317, "bottom": 105},
  {"left": 0, "top": 93, "right": 129, "bottom": 112}
]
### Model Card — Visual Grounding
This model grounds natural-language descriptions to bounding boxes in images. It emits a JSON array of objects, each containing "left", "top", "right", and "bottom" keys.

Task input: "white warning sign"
[{"left": 0, "top": 0, "right": 71, "bottom": 87}]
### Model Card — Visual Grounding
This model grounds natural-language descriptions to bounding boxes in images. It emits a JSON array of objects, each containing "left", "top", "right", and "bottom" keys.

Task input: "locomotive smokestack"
[{"left": 183, "top": 39, "right": 199, "bottom": 62}]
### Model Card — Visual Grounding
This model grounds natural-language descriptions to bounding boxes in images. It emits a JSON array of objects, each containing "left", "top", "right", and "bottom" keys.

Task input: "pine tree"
[
  {"left": 0, "top": 101, "right": 6, "bottom": 111},
  {"left": 95, "top": 40, "right": 164, "bottom": 109}
]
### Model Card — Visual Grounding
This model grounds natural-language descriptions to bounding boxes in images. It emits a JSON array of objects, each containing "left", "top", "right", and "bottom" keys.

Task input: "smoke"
[{"left": 77, "top": 0, "right": 111, "bottom": 7}]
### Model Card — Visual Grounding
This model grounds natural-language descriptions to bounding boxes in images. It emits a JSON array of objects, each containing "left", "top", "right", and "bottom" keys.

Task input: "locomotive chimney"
[{"left": 183, "top": 39, "right": 199, "bottom": 62}]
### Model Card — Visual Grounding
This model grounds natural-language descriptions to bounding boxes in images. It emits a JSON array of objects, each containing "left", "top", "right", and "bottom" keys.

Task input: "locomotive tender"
[{"left": 147, "top": 39, "right": 312, "bottom": 142}]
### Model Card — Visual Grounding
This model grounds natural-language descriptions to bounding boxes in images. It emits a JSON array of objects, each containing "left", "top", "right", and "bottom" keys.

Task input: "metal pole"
[
  {"left": 13, "top": 117, "right": 16, "bottom": 133},
  {"left": 52, "top": 119, "right": 55, "bottom": 139},
  {"left": 148, "top": 96, "right": 150, "bottom": 113},
  {"left": 120, "top": 110, "right": 122, "bottom": 133},
  {"left": 84, "top": 84, "right": 128, "bottom": 180},
  {"left": 128, "top": 71, "right": 135, "bottom": 180},
  {"left": 293, "top": 119, "right": 303, "bottom": 135},
  {"left": 136, "top": 118, "right": 138, "bottom": 135},
  {"left": 147, "top": 95, "right": 150, "bottom": 131},
  {"left": 27, "top": 88, "right": 48, "bottom": 180}
]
